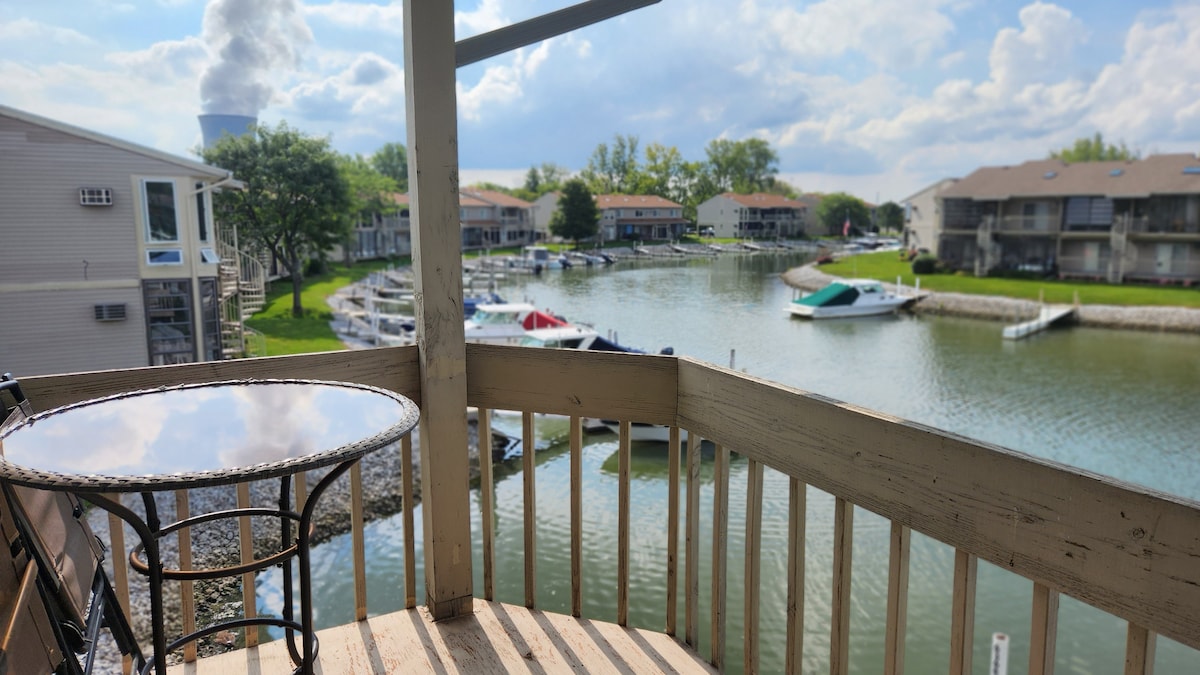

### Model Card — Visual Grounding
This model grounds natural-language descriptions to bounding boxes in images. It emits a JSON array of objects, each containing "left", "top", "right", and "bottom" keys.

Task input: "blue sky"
[{"left": 2, "top": 0, "right": 1199, "bottom": 201}]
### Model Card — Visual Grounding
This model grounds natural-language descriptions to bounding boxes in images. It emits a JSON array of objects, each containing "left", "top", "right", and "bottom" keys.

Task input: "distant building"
[
  {"left": 696, "top": 193, "right": 807, "bottom": 238},
  {"left": 530, "top": 191, "right": 560, "bottom": 242},
  {"left": 594, "top": 195, "right": 688, "bottom": 241},
  {"left": 459, "top": 189, "right": 535, "bottom": 249},
  {"left": 936, "top": 155, "right": 1200, "bottom": 283},
  {"left": 0, "top": 104, "right": 264, "bottom": 376},
  {"left": 902, "top": 178, "right": 958, "bottom": 254}
]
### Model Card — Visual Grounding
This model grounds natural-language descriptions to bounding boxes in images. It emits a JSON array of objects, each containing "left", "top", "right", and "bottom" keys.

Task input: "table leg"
[
  {"left": 279, "top": 476, "right": 302, "bottom": 666},
  {"left": 297, "top": 459, "right": 357, "bottom": 675}
]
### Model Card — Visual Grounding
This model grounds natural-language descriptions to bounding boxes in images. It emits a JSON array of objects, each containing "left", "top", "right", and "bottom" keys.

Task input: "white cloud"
[
  {"left": 457, "top": 40, "right": 553, "bottom": 122},
  {"left": 0, "top": 18, "right": 95, "bottom": 45},
  {"left": 761, "top": 0, "right": 958, "bottom": 69},
  {"left": 455, "top": 0, "right": 509, "bottom": 38},
  {"left": 304, "top": 1, "right": 404, "bottom": 34},
  {"left": 1083, "top": 5, "right": 1200, "bottom": 143},
  {"left": 987, "top": 2, "right": 1087, "bottom": 94}
]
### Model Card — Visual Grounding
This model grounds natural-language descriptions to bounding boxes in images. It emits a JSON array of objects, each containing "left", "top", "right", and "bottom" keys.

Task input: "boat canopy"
[{"left": 795, "top": 282, "right": 859, "bottom": 307}]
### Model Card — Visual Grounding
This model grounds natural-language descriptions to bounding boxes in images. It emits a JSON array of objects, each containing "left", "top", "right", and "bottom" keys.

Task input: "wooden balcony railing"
[{"left": 18, "top": 343, "right": 1200, "bottom": 674}]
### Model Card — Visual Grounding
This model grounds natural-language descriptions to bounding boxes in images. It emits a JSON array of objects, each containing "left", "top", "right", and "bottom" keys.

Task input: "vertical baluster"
[
  {"left": 350, "top": 461, "right": 368, "bottom": 620},
  {"left": 236, "top": 482, "right": 258, "bottom": 647},
  {"left": 479, "top": 409, "right": 495, "bottom": 602},
  {"left": 402, "top": 434, "right": 416, "bottom": 609},
  {"left": 711, "top": 442, "right": 729, "bottom": 669},
  {"left": 949, "top": 550, "right": 978, "bottom": 675},
  {"left": 294, "top": 471, "right": 308, "bottom": 513},
  {"left": 105, "top": 502, "right": 131, "bottom": 675},
  {"left": 570, "top": 416, "right": 583, "bottom": 617},
  {"left": 685, "top": 431, "right": 701, "bottom": 648},
  {"left": 618, "top": 420, "right": 631, "bottom": 626},
  {"left": 1123, "top": 623, "right": 1156, "bottom": 675},
  {"left": 523, "top": 411, "right": 536, "bottom": 608},
  {"left": 744, "top": 458, "right": 764, "bottom": 675},
  {"left": 175, "top": 490, "right": 196, "bottom": 663},
  {"left": 831, "top": 498, "right": 854, "bottom": 675},
  {"left": 786, "top": 478, "right": 806, "bottom": 675},
  {"left": 885, "top": 522, "right": 911, "bottom": 675},
  {"left": 1029, "top": 582, "right": 1059, "bottom": 675},
  {"left": 666, "top": 425, "right": 681, "bottom": 636}
]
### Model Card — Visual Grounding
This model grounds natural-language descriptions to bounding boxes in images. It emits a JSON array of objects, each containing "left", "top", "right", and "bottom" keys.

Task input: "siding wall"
[
  {"left": 696, "top": 196, "right": 741, "bottom": 238},
  {"left": 0, "top": 113, "right": 219, "bottom": 376}
]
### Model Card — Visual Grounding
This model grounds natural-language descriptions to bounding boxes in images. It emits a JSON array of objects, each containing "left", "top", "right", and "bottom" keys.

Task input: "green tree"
[
  {"left": 581, "top": 134, "right": 643, "bottom": 194},
  {"left": 815, "top": 192, "right": 871, "bottom": 237},
  {"left": 877, "top": 201, "right": 904, "bottom": 233},
  {"left": 1050, "top": 133, "right": 1137, "bottom": 163},
  {"left": 549, "top": 179, "right": 599, "bottom": 247},
  {"left": 337, "top": 154, "right": 400, "bottom": 262},
  {"left": 203, "top": 121, "right": 352, "bottom": 317},
  {"left": 704, "top": 138, "right": 779, "bottom": 193},
  {"left": 370, "top": 142, "right": 408, "bottom": 191}
]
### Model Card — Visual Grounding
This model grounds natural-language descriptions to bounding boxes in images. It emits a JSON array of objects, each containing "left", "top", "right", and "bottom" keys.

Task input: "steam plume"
[{"left": 200, "top": 0, "right": 313, "bottom": 115}]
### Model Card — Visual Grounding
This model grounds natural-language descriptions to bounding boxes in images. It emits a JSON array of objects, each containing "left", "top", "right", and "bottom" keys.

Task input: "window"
[
  {"left": 200, "top": 248, "right": 220, "bottom": 264},
  {"left": 200, "top": 278, "right": 221, "bottom": 362},
  {"left": 195, "top": 183, "right": 210, "bottom": 242},
  {"left": 147, "top": 249, "right": 183, "bottom": 265},
  {"left": 143, "top": 280, "right": 195, "bottom": 365},
  {"left": 142, "top": 180, "right": 179, "bottom": 242}
]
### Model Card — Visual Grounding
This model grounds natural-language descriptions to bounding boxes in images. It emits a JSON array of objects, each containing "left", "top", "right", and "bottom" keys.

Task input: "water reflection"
[{"left": 0, "top": 382, "right": 411, "bottom": 478}]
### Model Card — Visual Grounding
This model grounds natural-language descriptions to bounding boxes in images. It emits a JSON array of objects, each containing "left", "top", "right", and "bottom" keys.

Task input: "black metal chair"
[{"left": 1, "top": 373, "right": 145, "bottom": 674}]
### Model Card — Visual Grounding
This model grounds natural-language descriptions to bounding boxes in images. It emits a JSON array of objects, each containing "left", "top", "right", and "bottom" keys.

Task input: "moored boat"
[{"left": 784, "top": 278, "right": 912, "bottom": 319}]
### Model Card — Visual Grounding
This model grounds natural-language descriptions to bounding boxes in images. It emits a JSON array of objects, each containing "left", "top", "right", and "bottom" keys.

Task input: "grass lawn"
[
  {"left": 821, "top": 251, "right": 1200, "bottom": 308},
  {"left": 246, "top": 259, "right": 403, "bottom": 356}
]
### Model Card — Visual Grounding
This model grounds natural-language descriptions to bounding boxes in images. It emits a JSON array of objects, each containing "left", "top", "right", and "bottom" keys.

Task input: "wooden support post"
[
  {"left": 404, "top": 0, "right": 472, "bottom": 621},
  {"left": 831, "top": 498, "right": 853, "bottom": 675},
  {"left": 685, "top": 431, "right": 701, "bottom": 648},
  {"left": 617, "top": 420, "right": 631, "bottom": 626},
  {"left": 351, "top": 462, "right": 368, "bottom": 621},
  {"left": 236, "top": 483, "right": 258, "bottom": 647},
  {"left": 1029, "top": 582, "right": 1059, "bottom": 675},
  {"left": 711, "top": 442, "right": 729, "bottom": 669},
  {"left": 570, "top": 416, "right": 583, "bottom": 617},
  {"left": 402, "top": 435, "right": 417, "bottom": 609},
  {"left": 175, "top": 490, "right": 196, "bottom": 663},
  {"left": 480, "top": 409, "right": 496, "bottom": 602},
  {"left": 949, "top": 550, "right": 978, "bottom": 675},
  {"left": 523, "top": 411, "right": 537, "bottom": 609},
  {"left": 1124, "top": 623, "right": 1156, "bottom": 675},
  {"left": 785, "top": 478, "right": 805, "bottom": 675},
  {"left": 666, "top": 425, "right": 681, "bottom": 635},
  {"left": 744, "top": 458, "right": 764, "bottom": 675},
  {"left": 884, "top": 522, "right": 911, "bottom": 675}
]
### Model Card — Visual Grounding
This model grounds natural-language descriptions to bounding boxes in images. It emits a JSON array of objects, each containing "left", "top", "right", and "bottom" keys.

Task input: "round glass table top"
[{"left": 0, "top": 379, "right": 419, "bottom": 492}]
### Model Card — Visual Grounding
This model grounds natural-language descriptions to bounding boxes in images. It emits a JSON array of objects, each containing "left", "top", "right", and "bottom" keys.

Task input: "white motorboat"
[
  {"left": 784, "top": 278, "right": 913, "bottom": 319},
  {"left": 598, "top": 420, "right": 671, "bottom": 443},
  {"left": 464, "top": 303, "right": 569, "bottom": 344}
]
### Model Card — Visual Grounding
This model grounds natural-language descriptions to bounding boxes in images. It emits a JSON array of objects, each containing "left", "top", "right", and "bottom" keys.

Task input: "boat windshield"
[{"left": 472, "top": 309, "right": 518, "bottom": 325}]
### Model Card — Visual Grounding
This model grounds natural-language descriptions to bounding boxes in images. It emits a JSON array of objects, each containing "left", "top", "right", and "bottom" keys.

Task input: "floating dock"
[{"left": 1002, "top": 304, "right": 1076, "bottom": 340}]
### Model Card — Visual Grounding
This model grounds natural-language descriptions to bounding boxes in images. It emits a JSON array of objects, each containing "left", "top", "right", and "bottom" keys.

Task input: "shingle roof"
[
  {"left": 461, "top": 189, "right": 532, "bottom": 208},
  {"left": 595, "top": 194, "right": 683, "bottom": 209},
  {"left": 721, "top": 192, "right": 805, "bottom": 209},
  {"left": 939, "top": 154, "right": 1200, "bottom": 200}
]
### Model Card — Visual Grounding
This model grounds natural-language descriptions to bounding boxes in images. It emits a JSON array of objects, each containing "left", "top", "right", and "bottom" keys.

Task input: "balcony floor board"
[{"left": 168, "top": 598, "right": 716, "bottom": 674}]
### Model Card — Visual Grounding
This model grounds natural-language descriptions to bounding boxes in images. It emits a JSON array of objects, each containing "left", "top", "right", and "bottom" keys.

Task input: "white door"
[
  {"left": 1082, "top": 242, "right": 1100, "bottom": 272},
  {"left": 1157, "top": 244, "right": 1175, "bottom": 275}
]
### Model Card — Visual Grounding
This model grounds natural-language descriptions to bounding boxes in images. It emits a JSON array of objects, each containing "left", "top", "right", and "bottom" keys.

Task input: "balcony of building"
[{"left": 14, "top": 342, "right": 1200, "bottom": 675}]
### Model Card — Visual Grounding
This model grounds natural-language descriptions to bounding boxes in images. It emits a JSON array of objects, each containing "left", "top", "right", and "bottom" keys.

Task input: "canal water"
[{"left": 261, "top": 252, "right": 1200, "bottom": 674}]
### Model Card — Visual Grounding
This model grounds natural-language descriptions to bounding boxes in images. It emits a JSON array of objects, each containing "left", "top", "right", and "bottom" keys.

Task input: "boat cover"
[{"left": 797, "top": 283, "right": 859, "bottom": 307}]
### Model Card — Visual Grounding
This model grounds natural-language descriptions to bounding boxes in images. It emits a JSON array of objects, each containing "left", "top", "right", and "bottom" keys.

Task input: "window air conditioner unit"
[
  {"left": 94, "top": 304, "right": 127, "bottom": 321},
  {"left": 80, "top": 188, "right": 114, "bottom": 206}
]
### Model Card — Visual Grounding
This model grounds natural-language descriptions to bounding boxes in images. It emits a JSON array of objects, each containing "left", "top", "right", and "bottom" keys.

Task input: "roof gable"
[
  {"left": 940, "top": 154, "right": 1200, "bottom": 200},
  {"left": 1, "top": 104, "right": 232, "bottom": 180}
]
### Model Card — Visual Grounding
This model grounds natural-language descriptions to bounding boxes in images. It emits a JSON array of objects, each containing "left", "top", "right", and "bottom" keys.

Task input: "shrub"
[{"left": 911, "top": 254, "right": 939, "bottom": 274}]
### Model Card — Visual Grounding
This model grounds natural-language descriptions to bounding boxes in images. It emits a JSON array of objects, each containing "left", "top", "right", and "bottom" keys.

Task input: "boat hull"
[
  {"left": 599, "top": 420, "right": 671, "bottom": 443},
  {"left": 785, "top": 298, "right": 908, "bottom": 319}
]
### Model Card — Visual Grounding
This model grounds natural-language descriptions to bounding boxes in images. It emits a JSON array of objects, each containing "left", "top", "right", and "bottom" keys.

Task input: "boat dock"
[{"left": 1002, "top": 304, "right": 1077, "bottom": 339}]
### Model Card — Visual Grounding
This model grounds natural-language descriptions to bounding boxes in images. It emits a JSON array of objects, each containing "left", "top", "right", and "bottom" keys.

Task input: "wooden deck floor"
[{"left": 168, "top": 599, "right": 718, "bottom": 674}]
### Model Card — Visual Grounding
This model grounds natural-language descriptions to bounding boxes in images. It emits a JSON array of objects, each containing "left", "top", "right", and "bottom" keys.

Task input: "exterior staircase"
[{"left": 216, "top": 224, "right": 267, "bottom": 359}]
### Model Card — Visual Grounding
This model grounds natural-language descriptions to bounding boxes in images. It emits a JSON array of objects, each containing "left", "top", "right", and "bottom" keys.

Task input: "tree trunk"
[{"left": 291, "top": 260, "right": 304, "bottom": 318}]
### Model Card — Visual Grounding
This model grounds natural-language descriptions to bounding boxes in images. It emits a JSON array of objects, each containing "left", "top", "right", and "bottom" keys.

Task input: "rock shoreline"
[{"left": 781, "top": 264, "right": 1200, "bottom": 333}]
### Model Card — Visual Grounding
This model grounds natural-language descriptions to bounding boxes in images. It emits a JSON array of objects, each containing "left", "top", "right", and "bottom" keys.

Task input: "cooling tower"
[{"left": 198, "top": 114, "right": 257, "bottom": 148}]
